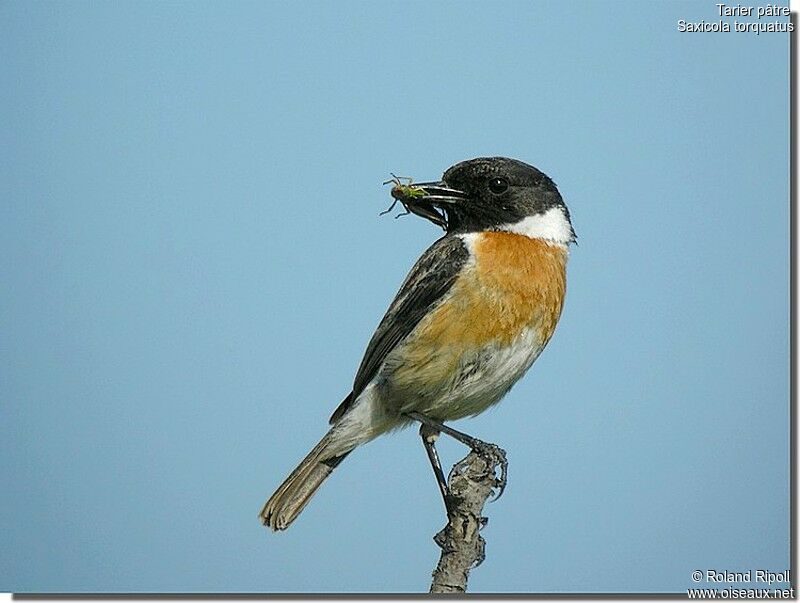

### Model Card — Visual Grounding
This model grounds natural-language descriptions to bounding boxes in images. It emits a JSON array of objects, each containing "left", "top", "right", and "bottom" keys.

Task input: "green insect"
[
  {"left": 381, "top": 174, "right": 429, "bottom": 217},
  {"left": 380, "top": 173, "right": 449, "bottom": 230}
]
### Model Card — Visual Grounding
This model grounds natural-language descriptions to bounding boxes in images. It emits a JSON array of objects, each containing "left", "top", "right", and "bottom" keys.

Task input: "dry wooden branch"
[{"left": 428, "top": 445, "right": 507, "bottom": 594}]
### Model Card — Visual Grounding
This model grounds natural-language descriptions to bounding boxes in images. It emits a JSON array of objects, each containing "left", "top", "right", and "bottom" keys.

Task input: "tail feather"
[{"left": 259, "top": 429, "right": 351, "bottom": 531}]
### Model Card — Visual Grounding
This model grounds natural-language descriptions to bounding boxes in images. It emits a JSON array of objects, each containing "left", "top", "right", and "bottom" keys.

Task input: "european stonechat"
[{"left": 261, "top": 157, "right": 575, "bottom": 530}]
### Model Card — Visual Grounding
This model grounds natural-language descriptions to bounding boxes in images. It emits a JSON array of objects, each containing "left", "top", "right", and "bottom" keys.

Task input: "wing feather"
[{"left": 329, "top": 235, "right": 469, "bottom": 423}]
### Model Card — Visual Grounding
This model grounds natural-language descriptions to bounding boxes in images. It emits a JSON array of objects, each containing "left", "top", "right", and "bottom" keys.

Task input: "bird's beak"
[
  {"left": 385, "top": 177, "right": 467, "bottom": 230},
  {"left": 398, "top": 181, "right": 467, "bottom": 230},
  {"left": 412, "top": 181, "right": 468, "bottom": 205}
]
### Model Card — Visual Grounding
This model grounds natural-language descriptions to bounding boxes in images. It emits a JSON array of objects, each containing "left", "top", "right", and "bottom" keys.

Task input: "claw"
[
  {"left": 490, "top": 461, "right": 508, "bottom": 501},
  {"left": 468, "top": 441, "right": 508, "bottom": 502}
]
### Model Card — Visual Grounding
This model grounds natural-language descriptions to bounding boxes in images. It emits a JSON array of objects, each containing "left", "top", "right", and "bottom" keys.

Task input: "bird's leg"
[
  {"left": 419, "top": 423, "right": 451, "bottom": 512},
  {"left": 406, "top": 412, "right": 509, "bottom": 501}
]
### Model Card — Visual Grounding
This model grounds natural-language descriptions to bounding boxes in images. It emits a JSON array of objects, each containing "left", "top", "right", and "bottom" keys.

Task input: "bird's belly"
[{"left": 401, "top": 328, "right": 547, "bottom": 421}]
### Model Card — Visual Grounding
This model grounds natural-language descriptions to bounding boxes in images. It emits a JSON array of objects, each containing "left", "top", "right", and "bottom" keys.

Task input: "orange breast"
[{"left": 390, "top": 232, "right": 568, "bottom": 389}]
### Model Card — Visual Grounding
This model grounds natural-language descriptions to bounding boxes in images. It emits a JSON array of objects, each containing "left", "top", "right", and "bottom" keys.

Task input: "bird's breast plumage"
[{"left": 380, "top": 231, "right": 568, "bottom": 421}]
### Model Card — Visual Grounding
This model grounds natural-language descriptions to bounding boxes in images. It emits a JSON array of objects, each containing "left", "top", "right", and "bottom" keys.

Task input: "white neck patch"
[{"left": 500, "top": 206, "right": 574, "bottom": 245}]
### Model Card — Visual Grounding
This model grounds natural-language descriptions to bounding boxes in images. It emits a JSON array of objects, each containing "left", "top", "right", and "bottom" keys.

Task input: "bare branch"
[{"left": 428, "top": 446, "right": 507, "bottom": 593}]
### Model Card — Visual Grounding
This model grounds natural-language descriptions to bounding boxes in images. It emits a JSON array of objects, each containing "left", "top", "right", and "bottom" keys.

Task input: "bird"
[{"left": 260, "top": 156, "right": 576, "bottom": 531}]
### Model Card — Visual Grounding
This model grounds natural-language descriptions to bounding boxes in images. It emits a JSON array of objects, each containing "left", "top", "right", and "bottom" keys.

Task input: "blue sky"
[{"left": 0, "top": 0, "right": 790, "bottom": 594}]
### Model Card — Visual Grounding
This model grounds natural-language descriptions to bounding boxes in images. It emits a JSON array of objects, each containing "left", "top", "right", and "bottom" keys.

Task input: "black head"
[{"left": 407, "top": 157, "right": 576, "bottom": 243}]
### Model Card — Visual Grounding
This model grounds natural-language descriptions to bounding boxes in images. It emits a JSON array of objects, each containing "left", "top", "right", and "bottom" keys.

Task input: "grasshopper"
[{"left": 380, "top": 174, "right": 447, "bottom": 229}]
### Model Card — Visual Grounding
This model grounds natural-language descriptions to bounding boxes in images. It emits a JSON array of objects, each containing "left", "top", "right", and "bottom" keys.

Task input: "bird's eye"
[{"left": 488, "top": 177, "right": 509, "bottom": 195}]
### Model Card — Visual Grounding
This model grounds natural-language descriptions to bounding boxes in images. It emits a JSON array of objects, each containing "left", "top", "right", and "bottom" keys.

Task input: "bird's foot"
[{"left": 455, "top": 438, "right": 508, "bottom": 502}]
